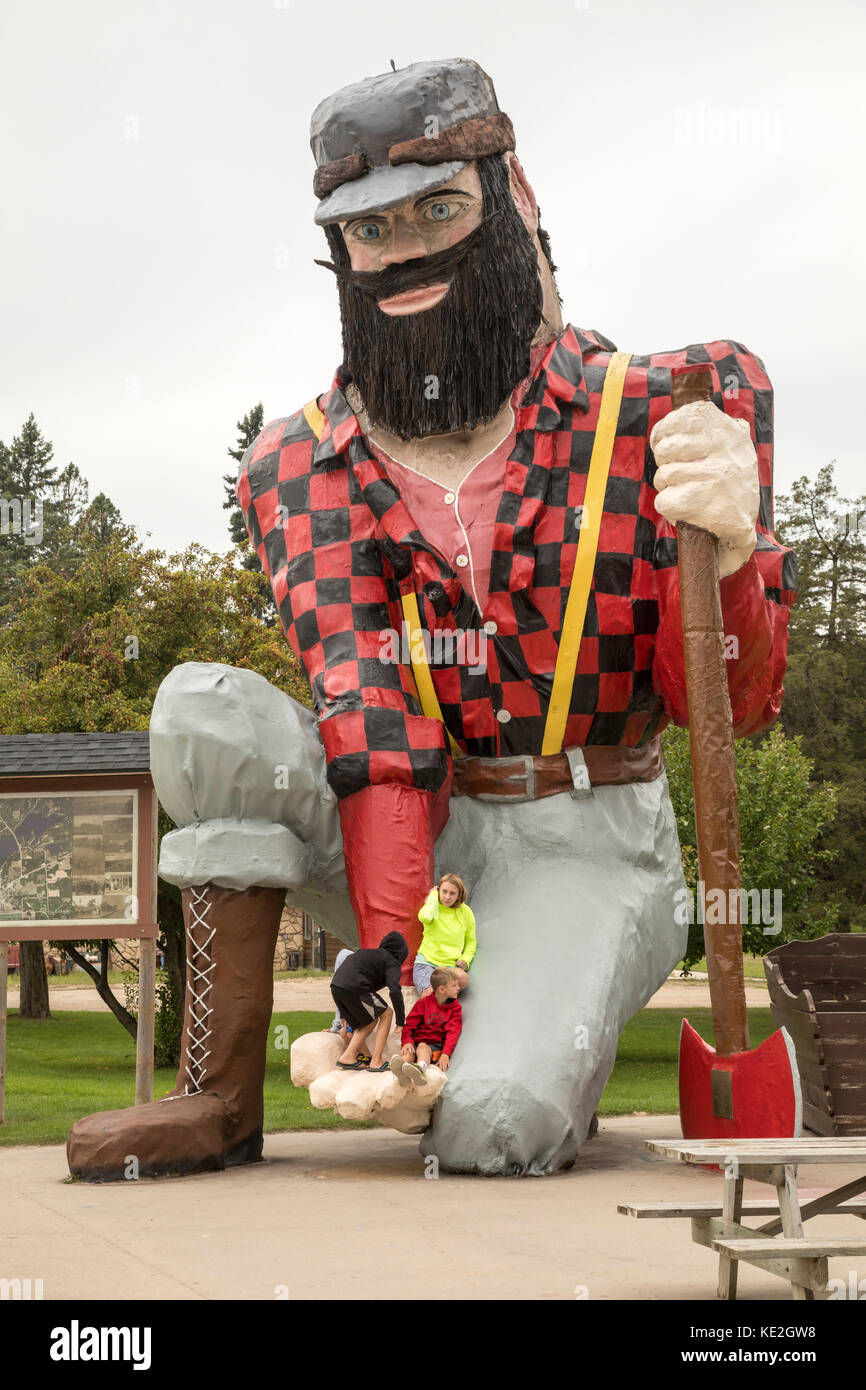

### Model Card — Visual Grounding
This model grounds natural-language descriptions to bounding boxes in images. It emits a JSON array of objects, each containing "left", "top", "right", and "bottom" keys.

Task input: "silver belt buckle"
[{"left": 565, "top": 747, "right": 592, "bottom": 798}]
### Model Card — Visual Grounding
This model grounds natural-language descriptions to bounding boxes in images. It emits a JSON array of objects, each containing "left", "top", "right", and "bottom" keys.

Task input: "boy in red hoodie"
[{"left": 390, "top": 968, "right": 462, "bottom": 1087}]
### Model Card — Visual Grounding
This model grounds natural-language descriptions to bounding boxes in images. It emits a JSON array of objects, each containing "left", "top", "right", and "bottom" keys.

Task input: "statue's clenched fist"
[{"left": 650, "top": 399, "right": 760, "bottom": 578}]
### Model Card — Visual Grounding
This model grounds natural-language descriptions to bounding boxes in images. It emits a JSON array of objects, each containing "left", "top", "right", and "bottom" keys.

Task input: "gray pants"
[{"left": 152, "top": 662, "right": 688, "bottom": 1175}]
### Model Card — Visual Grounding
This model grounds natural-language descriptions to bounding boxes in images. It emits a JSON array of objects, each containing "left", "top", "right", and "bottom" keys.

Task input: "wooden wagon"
[{"left": 764, "top": 934, "right": 866, "bottom": 1137}]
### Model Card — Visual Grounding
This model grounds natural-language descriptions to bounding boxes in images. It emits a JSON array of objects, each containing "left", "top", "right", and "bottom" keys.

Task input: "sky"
[{"left": 1, "top": 0, "right": 863, "bottom": 555}]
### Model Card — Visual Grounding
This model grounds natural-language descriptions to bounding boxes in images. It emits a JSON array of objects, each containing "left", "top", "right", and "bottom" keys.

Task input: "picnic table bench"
[{"left": 618, "top": 1137, "right": 866, "bottom": 1300}]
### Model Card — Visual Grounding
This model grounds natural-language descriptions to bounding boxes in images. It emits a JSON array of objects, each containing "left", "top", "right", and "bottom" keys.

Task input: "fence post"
[
  {"left": 135, "top": 938, "right": 156, "bottom": 1105},
  {"left": 0, "top": 940, "right": 8, "bottom": 1124}
]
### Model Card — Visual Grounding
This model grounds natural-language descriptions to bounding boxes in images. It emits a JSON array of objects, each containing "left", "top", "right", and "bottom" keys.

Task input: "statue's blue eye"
[
  {"left": 357, "top": 223, "right": 381, "bottom": 239},
  {"left": 428, "top": 202, "right": 451, "bottom": 221}
]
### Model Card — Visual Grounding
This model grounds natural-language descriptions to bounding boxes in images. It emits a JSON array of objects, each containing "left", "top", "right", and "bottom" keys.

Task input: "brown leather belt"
[{"left": 451, "top": 737, "right": 664, "bottom": 802}]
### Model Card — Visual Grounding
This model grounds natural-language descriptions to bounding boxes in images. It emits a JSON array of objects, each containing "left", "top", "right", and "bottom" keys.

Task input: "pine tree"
[
  {"left": 0, "top": 438, "right": 12, "bottom": 492},
  {"left": 0, "top": 440, "right": 17, "bottom": 608},
  {"left": 0, "top": 420, "right": 130, "bottom": 614},
  {"left": 53, "top": 462, "right": 90, "bottom": 519},
  {"left": 80, "top": 493, "right": 131, "bottom": 547},
  {"left": 223, "top": 403, "right": 264, "bottom": 565},
  {"left": 222, "top": 403, "right": 276, "bottom": 625},
  {"left": 39, "top": 462, "right": 89, "bottom": 578},
  {"left": 8, "top": 413, "right": 57, "bottom": 495},
  {"left": 2, "top": 415, "right": 60, "bottom": 1010},
  {"left": 0, "top": 415, "right": 61, "bottom": 604}
]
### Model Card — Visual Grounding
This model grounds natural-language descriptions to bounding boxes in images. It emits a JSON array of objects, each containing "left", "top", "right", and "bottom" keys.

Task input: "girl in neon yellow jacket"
[{"left": 414, "top": 873, "right": 477, "bottom": 996}]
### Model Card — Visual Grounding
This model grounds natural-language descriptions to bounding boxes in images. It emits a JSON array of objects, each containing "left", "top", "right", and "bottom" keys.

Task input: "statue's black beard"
[{"left": 321, "top": 155, "right": 546, "bottom": 440}]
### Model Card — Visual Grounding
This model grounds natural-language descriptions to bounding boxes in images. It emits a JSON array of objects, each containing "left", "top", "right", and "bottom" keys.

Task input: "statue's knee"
[
  {"left": 151, "top": 661, "right": 311, "bottom": 759},
  {"left": 153, "top": 662, "right": 259, "bottom": 736},
  {"left": 150, "top": 661, "right": 324, "bottom": 834}
]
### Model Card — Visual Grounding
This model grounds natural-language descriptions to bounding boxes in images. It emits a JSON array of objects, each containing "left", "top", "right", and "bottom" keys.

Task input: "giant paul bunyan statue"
[{"left": 68, "top": 59, "right": 795, "bottom": 1180}]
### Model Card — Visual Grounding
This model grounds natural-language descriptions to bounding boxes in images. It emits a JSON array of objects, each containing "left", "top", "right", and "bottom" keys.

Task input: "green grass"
[
  {"left": 1, "top": 1006, "right": 778, "bottom": 1146},
  {"left": 6, "top": 969, "right": 129, "bottom": 991},
  {"left": 1, "top": 1010, "right": 372, "bottom": 1147},
  {"left": 675, "top": 954, "right": 768, "bottom": 981},
  {"left": 598, "top": 1007, "right": 776, "bottom": 1115}
]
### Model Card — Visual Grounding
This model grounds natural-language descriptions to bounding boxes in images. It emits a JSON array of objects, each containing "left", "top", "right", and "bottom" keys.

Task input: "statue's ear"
[{"left": 505, "top": 152, "right": 538, "bottom": 233}]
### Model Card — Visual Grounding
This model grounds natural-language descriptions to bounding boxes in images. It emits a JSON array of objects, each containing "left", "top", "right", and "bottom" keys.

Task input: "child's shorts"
[
  {"left": 330, "top": 985, "right": 388, "bottom": 1032},
  {"left": 412, "top": 952, "right": 435, "bottom": 994}
]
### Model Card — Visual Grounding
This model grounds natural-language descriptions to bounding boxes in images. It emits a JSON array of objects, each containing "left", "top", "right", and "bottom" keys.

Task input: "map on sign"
[{"left": 0, "top": 791, "right": 137, "bottom": 927}]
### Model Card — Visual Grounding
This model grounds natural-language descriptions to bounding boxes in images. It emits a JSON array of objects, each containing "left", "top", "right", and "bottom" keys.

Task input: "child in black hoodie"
[{"left": 330, "top": 931, "right": 408, "bottom": 1072}]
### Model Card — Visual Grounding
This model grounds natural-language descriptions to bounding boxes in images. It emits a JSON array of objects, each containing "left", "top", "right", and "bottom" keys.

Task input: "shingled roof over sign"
[{"left": 0, "top": 733, "right": 151, "bottom": 777}]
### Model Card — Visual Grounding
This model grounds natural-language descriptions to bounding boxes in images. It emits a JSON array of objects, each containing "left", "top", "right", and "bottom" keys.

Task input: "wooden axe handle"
[{"left": 671, "top": 365, "right": 749, "bottom": 1057}]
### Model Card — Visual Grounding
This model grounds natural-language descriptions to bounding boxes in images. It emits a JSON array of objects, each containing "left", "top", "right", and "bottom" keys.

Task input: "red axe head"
[{"left": 679, "top": 1018, "right": 801, "bottom": 1141}]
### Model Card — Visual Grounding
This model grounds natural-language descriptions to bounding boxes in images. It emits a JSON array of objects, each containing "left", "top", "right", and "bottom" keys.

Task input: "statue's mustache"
[{"left": 314, "top": 210, "right": 500, "bottom": 300}]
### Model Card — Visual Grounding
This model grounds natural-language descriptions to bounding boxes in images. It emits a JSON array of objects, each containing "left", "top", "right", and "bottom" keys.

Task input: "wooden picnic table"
[{"left": 619, "top": 1137, "right": 866, "bottom": 1301}]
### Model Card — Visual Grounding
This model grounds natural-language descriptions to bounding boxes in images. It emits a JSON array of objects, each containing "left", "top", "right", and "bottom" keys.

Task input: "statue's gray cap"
[{"left": 311, "top": 57, "right": 498, "bottom": 226}]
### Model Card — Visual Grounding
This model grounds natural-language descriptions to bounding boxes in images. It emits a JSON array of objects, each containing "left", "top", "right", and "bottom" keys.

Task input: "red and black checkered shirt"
[{"left": 236, "top": 324, "right": 795, "bottom": 805}]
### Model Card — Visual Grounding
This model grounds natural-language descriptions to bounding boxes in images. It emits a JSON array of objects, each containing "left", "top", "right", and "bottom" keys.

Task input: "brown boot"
[{"left": 67, "top": 884, "right": 284, "bottom": 1181}]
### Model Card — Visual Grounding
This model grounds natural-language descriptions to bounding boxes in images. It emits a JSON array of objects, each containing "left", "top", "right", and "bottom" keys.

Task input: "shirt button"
[
  {"left": 496, "top": 709, "right": 511, "bottom": 723},
  {"left": 456, "top": 554, "right": 469, "bottom": 567},
  {"left": 483, "top": 620, "right": 498, "bottom": 636},
  {"left": 443, "top": 492, "right": 456, "bottom": 504}
]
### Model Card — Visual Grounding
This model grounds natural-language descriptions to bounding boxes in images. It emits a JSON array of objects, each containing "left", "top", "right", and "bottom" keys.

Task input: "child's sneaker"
[
  {"left": 389, "top": 1055, "right": 411, "bottom": 1086},
  {"left": 402, "top": 1061, "right": 428, "bottom": 1086}
]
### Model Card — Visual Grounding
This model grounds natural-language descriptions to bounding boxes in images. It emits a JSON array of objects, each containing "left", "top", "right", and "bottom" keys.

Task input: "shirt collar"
[
  {"left": 311, "top": 375, "right": 363, "bottom": 468},
  {"left": 520, "top": 324, "right": 611, "bottom": 427},
  {"left": 311, "top": 323, "right": 616, "bottom": 468}
]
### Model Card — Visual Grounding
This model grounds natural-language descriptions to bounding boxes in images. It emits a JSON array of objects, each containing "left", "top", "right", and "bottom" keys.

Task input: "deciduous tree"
[{"left": 664, "top": 724, "right": 837, "bottom": 968}]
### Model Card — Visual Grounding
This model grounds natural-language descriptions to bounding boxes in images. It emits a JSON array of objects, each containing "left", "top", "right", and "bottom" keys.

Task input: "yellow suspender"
[
  {"left": 401, "top": 591, "right": 463, "bottom": 759},
  {"left": 540, "top": 352, "right": 631, "bottom": 755},
  {"left": 303, "top": 398, "right": 326, "bottom": 439}
]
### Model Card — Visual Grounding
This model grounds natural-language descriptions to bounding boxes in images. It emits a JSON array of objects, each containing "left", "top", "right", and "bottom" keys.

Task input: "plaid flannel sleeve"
[
  {"left": 235, "top": 411, "right": 451, "bottom": 802},
  {"left": 645, "top": 342, "right": 796, "bottom": 736}
]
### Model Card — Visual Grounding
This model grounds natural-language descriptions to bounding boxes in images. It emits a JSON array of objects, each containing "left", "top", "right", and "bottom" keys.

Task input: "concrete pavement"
[{"left": 2, "top": 1115, "right": 864, "bottom": 1301}]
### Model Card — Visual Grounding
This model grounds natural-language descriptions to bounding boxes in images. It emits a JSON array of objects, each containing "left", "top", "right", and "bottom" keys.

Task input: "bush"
[
  {"left": 663, "top": 723, "right": 839, "bottom": 969},
  {"left": 123, "top": 970, "right": 183, "bottom": 1070}
]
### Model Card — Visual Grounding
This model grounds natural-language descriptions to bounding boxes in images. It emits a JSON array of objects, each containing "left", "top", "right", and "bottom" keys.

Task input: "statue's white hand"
[
  {"left": 292, "top": 1028, "right": 446, "bottom": 1132},
  {"left": 650, "top": 399, "right": 759, "bottom": 578}
]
